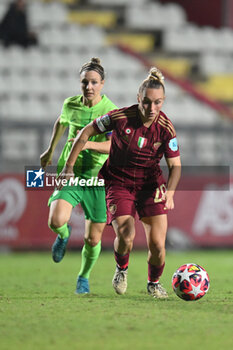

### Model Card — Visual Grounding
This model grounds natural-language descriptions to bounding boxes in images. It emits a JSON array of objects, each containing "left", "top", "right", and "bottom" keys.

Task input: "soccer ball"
[{"left": 172, "top": 263, "right": 210, "bottom": 301}]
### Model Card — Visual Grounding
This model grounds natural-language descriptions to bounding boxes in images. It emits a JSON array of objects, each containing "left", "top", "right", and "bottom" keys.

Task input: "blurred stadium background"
[{"left": 0, "top": 0, "right": 233, "bottom": 251}]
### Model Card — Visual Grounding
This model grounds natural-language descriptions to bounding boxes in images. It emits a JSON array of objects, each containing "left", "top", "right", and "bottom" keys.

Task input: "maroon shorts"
[{"left": 105, "top": 185, "right": 167, "bottom": 224}]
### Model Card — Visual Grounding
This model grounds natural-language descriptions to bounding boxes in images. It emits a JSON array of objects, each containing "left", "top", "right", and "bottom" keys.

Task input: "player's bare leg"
[
  {"left": 141, "top": 215, "right": 168, "bottom": 298},
  {"left": 111, "top": 215, "right": 135, "bottom": 294},
  {"left": 48, "top": 199, "right": 73, "bottom": 262},
  {"left": 76, "top": 220, "right": 105, "bottom": 294}
]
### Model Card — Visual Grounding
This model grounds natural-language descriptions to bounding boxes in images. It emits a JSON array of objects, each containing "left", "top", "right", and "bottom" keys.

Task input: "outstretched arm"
[
  {"left": 164, "top": 156, "right": 181, "bottom": 210},
  {"left": 83, "top": 139, "right": 111, "bottom": 154},
  {"left": 69, "top": 131, "right": 111, "bottom": 154},
  {"left": 58, "top": 122, "right": 99, "bottom": 183}
]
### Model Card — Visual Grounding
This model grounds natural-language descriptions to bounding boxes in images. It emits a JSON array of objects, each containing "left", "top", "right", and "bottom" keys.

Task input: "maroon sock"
[
  {"left": 114, "top": 251, "right": 129, "bottom": 270},
  {"left": 148, "top": 262, "right": 165, "bottom": 283}
]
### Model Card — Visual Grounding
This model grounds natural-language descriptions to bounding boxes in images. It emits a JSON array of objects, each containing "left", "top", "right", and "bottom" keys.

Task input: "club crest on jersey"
[
  {"left": 169, "top": 137, "right": 178, "bottom": 151},
  {"left": 153, "top": 142, "right": 162, "bottom": 150},
  {"left": 109, "top": 204, "right": 117, "bottom": 215},
  {"left": 137, "top": 136, "right": 147, "bottom": 148}
]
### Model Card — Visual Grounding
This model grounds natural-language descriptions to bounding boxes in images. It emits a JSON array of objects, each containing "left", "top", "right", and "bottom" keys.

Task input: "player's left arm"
[{"left": 164, "top": 156, "right": 181, "bottom": 210}]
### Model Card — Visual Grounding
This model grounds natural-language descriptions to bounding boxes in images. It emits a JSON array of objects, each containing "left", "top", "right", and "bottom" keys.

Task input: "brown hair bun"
[
  {"left": 79, "top": 57, "right": 105, "bottom": 80},
  {"left": 90, "top": 57, "right": 101, "bottom": 65}
]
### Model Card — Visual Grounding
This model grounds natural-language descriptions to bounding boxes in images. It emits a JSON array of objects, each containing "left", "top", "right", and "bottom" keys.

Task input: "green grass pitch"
[{"left": 0, "top": 250, "right": 232, "bottom": 350}]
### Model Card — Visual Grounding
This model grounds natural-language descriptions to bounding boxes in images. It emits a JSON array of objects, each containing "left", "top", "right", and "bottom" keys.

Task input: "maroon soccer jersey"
[{"left": 93, "top": 104, "right": 180, "bottom": 188}]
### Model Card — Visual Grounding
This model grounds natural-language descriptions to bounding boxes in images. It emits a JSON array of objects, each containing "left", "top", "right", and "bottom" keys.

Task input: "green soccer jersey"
[{"left": 57, "top": 94, "right": 117, "bottom": 179}]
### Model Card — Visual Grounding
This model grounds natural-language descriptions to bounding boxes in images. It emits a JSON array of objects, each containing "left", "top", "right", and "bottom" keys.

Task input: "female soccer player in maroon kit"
[{"left": 60, "top": 67, "right": 181, "bottom": 298}]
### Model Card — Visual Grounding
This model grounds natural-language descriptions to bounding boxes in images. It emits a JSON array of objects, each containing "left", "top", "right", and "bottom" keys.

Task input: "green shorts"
[{"left": 48, "top": 185, "right": 107, "bottom": 223}]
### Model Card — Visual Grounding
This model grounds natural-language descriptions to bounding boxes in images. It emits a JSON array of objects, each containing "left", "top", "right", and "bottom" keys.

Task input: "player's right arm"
[
  {"left": 40, "top": 117, "right": 67, "bottom": 168},
  {"left": 57, "top": 122, "right": 98, "bottom": 186},
  {"left": 65, "top": 111, "right": 114, "bottom": 168},
  {"left": 68, "top": 130, "right": 111, "bottom": 154},
  {"left": 57, "top": 112, "right": 114, "bottom": 187},
  {"left": 66, "top": 122, "right": 98, "bottom": 166}
]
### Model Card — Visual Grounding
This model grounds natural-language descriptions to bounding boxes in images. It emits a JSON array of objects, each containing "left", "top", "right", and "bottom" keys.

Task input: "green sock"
[
  {"left": 49, "top": 222, "right": 70, "bottom": 239},
  {"left": 78, "top": 241, "right": 101, "bottom": 279}
]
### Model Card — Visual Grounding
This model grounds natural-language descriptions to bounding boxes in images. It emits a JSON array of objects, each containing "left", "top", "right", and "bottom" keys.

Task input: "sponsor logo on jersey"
[
  {"left": 137, "top": 136, "right": 147, "bottom": 148},
  {"left": 169, "top": 137, "right": 178, "bottom": 151}
]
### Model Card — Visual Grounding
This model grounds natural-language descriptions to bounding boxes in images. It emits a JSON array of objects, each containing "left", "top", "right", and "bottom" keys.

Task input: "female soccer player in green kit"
[{"left": 40, "top": 58, "right": 117, "bottom": 294}]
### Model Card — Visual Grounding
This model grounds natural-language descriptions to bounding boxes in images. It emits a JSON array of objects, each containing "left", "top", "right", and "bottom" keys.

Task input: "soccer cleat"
[
  {"left": 76, "top": 276, "right": 90, "bottom": 294},
  {"left": 112, "top": 267, "right": 128, "bottom": 295},
  {"left": 52, "top": 225, "right": 71, "bottom": 263},
  {"left": 147, "top": 282, "right": 168, "bottom": 299}
]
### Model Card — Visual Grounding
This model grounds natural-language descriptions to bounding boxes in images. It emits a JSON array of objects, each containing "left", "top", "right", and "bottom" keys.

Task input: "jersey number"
[{"left": 154, "top": 184, "right": 166, "bottom": 203}]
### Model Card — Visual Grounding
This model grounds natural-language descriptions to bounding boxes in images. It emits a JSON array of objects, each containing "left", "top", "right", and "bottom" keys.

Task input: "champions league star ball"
[{"left": 172, "top": 263, "right": 210, "bottom": 301}]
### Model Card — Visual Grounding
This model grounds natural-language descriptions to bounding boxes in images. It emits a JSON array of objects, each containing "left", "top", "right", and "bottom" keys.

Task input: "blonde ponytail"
[
  {"left": 147, "top": 67, "right": 164, "bottom": 85},
  {"left": 139, "top": 67, "right": 165, "bottom": 94}
]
